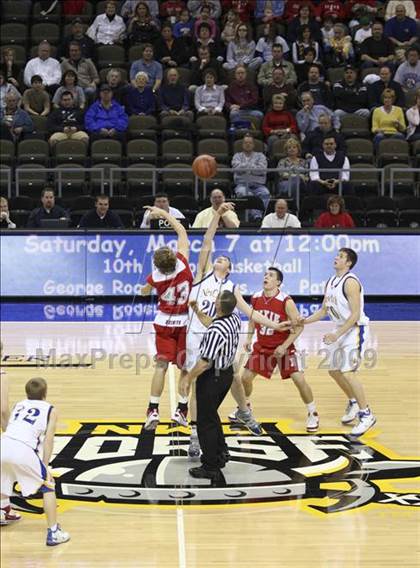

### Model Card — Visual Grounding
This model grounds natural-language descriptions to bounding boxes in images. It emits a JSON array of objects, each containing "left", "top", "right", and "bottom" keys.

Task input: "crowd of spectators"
[{"left": 1, "top": 0, "right": 420, "bottom": 228}]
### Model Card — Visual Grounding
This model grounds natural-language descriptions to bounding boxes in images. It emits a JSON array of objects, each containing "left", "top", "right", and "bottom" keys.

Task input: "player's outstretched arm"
[
  {"left": 139, "top": 282, "right": 153, "bottom": 296},
  {"left": 283, "top": 299, "right": 304, "bottom": 346},
  {"left": 196, "top": 202, "right": 235, "bottom": 282},
  {"left": 189, "top": 300, "right": 213, "bottom": 327},
  {"left": 301, "top": 298, "right": 328, "bottom": 325},
  {"left": 144, "top": 206, "right": 189, "bottom": 259},
  {"left": 234, "top": 289, "right": 291, "bottom": 331},
  {"left": 43, "top": 407, "right": 58, "bottom": 471}
]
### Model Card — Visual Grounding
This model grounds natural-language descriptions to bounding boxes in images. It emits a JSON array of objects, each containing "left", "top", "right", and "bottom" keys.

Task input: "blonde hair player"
[
  {"left": 1, "top": 377, "right": 70, "bottom": 545},
  {"left": 139, "top": 207, "right": 193, "bottom": 430},
  {"left": 172, "top": 202, "right": 292, "bottom": 458},
  {"left": 300, "top": 248, "right": 376, "bottom": 436}
]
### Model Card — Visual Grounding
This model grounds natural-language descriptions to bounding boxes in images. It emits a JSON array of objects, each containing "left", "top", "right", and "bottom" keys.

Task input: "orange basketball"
[{"left": 192, "top": 154, "right": 217, "bottom": 179}]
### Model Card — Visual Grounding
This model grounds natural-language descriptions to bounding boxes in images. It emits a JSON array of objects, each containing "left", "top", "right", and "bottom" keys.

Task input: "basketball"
[{"left": 192, "top": 154, "right": 218, "bottom": 179}]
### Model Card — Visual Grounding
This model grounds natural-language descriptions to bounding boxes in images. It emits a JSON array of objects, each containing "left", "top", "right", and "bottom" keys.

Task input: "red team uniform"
[
  {"left": 245, "top": 289, "right": 300, "bottom": 379},
  {"left": 146, "top": 252, "right": 193, "bottom": 368}
]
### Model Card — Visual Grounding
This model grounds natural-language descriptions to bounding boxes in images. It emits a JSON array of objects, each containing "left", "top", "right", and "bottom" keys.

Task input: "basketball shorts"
[
  {"left": 1, "top": 435, "right": 54, "bottom": 497},
  {"left": 153, "top": 324, "right": 187, "bottom": 369},
  {"left": 185, "top": 331, "right": 205, "bottom": 372},
  {"left": 245, "top": 344, "right": 302, "bottom": 380},
  {"left": 321, "top": 325, "right": 369, "bottom": 373}
]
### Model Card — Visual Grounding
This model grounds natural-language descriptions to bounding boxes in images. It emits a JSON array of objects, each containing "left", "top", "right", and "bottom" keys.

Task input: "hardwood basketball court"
[{"left": 1, "top": 319, "right": 419, "bottom": 567}]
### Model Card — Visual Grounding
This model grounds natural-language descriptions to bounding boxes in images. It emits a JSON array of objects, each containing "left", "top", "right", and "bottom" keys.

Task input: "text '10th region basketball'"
[{"left": 192, "top": 155, "right": 218, "bottom": 179}]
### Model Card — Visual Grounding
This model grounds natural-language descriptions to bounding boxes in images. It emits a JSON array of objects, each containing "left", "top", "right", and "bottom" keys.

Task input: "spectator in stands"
[
  {"left": 255, "top": 0, "right": 285, "bottom": 23},
  {"left": 0, "top": 72, "right": 21, "bottom": 112},
  {"left": 258, "top": 44, "right": 297, "bottom": 87},
  {"left": 261, "top": 198, "right": 302, "bottom": 229},
  {"left": 58, "top": 17, "right": 95, "bottom": 60},
  {"left": 86, "top": 1, "right": 126, "bottom": 45},
  {"left": 130, "top": 45, "right": 163, "bottom": 92},
  {"left": 298, "top": 65, "right": 333, "bottom": 108},
  {"left": 121, "top": 0, "right": 159, "bottom": 20},
  {"left": 263, "top": 67, "right": 298, "bottom": 111},
  {"left": 0, "top": 92, "right": 33, "bottom": 142},
  {"left": 159, "top": 68, "right": 192, "bottom": 120},
  {"left": 321, "top": 16, "right": 335, "bottom": 51},
  {"left": 371, "top": 87, "right": 406, "bottom": 147},
  {"left": 309, "top": 136, "right": 352, "bottom": 195},
  {"left": 303, "top": 113, "right": 346, "bottom": 159},
  {"left": 254, "top": 22, "right": 290, "bottom": 62},
  {"left": 173, "top": 8, "right": 194, "bottom": 40},
  {"left": 325, "top": 23, "right": 354, "bottom": 68},
  {"left": 84, "top": 84, "right": 128, "bottom": 143},
  {"left": 287, "top": 3, "right": 320, "bottom": 44},
  {"left": 24, "top": 41, "right": 62, "bottom": 94},
  {"left": 0, "top": 197, "right": 17, "bottom": 229},
  {"left": 394, "top": 47, "right": 420, "bottom": 93},
  {"left": 367, "top": 65, "right": 405, "bottom": 109},
  {"left": 226, "top": 0, "right": 254, "bottom": 22},
  {"left": 333, "top": 65, "right": 370, "bottom": 120},
  {"left": 124, "top": 72, "right": 156, "bottom": 116},
  {"left": 262, "top": 94, "right": 298, "bottom": 154},
  {"left": 26, "top": 188, "right": 69, "bottom": 229},
  {"left": 296, "top": 91, "right": 339, "bottom": 137},
  {"left": 194, "top": 70, "right": 225, "bottom": 115},
  {"left": 385, "top": 1, "right": 417, "bottom": 20},
  {"left": 314, "top": 195, "right": 355, "bottom": 228},
  {"left": 223, "top": 23, "right": 261, "bottom": 71},
  {"left": 105, "top": 68, "right": 128, "bottom": 104},
  {"left": 292, "top": 26, "right": 321, "bottom": 67},
  {"left": 141, "top": 193, "right": 186, "bottom": 228},
  {"left": 360, "top": 21, "right": 395, "bottom": 68},
  {"left": 192, "top": 23, "right": 224, "bottom": 62},
  {"left": 154, "top": 22, "right": 190, "bottom": 69},
  {"left": 284, "top": 0, "right": 315, "bottom": 23},
  {"left": 406, "top": 90, "right": 420, "bottom": 142},
  {"left": 316, "top": 1, "right": 346, "bottom": 21},
  {"left": 190, "top": 45, "right": 225, "bottom": 90},
  {"left": 22, "top": 75, "right": 50, "bottom": 117},
  {"left": 226, "top": 65, "right": 262, "bottom": 123},
  {"left": 127, "top": 2, "right": 160, "bottom": 45},
  {"left": 161, "top": 1, "right": 187, "bottom": 20},
  {"left": 354, "top": 16, "right": 373, "bottom": 47},
  {"left": 47, "top": 90, "right": 89, "bottom": 147},
  {"left": 61, "top": 42, "right": 100, "bottom": 99},
  {"left": 192, "top": 188, "right": 240, "bottom": 228},
  {"left": 276, "top": 138, "right": 308, "bottom": 197},
  {"left": 78, "top": 195, "right": 124, "bottom": 229},
  {"left": 232, "top": 133, "right": 270, "bottom": 221},
  {"left": 53, "top": 70, "right": 85, "bottom": 110},
  {"left": 188, "top": 0, "right": 221, "bottom": 19},
  {"left": 384, "top": 3, "right": 418, "bottom": 50},
  {"left": 295, "top": 47, "right": 326, "bottom": 86},
  {"left": 1, "top": 48, "right": 22, "bottom": 92},
  {"left": 193, "top": 4, "right": 218, "bottom": 39},
  {"left": 220, "top": 9, "right": 241, "bottom": 46}
]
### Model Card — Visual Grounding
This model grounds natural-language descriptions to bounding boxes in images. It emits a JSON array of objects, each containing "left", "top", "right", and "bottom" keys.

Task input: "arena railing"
[{"left": 6, "top": 166, "right": 419, "bottom": 202}]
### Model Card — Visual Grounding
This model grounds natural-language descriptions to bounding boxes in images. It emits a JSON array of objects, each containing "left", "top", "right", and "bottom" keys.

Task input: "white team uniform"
[
  {"left": 185, "top": 271, "right": 236, "bottom": 370},
  {"left": 323, "top": 272, "right": 370, "bottom": 372},
  {"left": 1, "top": 399, "right": 54, "bottom": 497}
]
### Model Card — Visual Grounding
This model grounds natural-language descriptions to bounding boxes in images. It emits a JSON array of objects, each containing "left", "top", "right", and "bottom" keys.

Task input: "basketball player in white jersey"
[
  {"left": 300, "top": 248, "right": 376, "bottom": 436},
  {"left": 172, "top": 202, "right": 291, "bottom": 457},
  {"left": 1, "top": 378, "right": 70, "bottom": 545}
]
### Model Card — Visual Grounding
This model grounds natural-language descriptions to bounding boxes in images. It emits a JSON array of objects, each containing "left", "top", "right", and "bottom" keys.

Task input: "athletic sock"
[
  {"left": 360, "top": 407, "right": 370, "bottom": 414},
  {"left": 306, "top": 401, "right": 316, "bottom": 414},
  {"left": 350, "top": 398, "right": 357, "bottom": 404},
  {"left": 49, "top": 523, "right": 58, "bottom": 532},
  {"left": 0, "top": 499, "right": 10, "bottom": 508},
  {"left": 148, "top": 397, "right": 160, "bottom": 411},
  {"left": 190, "top": 422, "right": 197, "bottom": 438}
]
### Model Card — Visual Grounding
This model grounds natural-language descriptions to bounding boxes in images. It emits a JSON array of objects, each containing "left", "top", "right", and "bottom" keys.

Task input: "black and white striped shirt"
[{"left": 199, "top": 312, "right": 242, "bottom": 370}]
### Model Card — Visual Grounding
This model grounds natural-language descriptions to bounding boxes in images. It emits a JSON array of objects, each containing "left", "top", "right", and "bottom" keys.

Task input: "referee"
[{"left": 185, "top": 290, "right": 241, "bottom": 481}]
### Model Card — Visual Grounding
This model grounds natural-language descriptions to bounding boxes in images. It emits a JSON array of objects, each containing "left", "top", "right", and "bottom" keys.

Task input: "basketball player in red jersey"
[
  {"left": 139, "top": 207, "right": 193, "bottom": 430},
  {"left": 229, "top": 267, "right": 319, "bottom": 433}
]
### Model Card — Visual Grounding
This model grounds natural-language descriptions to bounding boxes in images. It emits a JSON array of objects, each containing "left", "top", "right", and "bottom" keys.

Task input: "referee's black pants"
[{"left": 196, "top": 365, "right": 233, "bottom": 471}]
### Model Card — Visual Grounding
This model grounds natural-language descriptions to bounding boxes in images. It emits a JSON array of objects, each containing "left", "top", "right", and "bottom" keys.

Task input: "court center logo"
[{"left": 14, "top": 421, "right": 420, "bottom": 514}]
